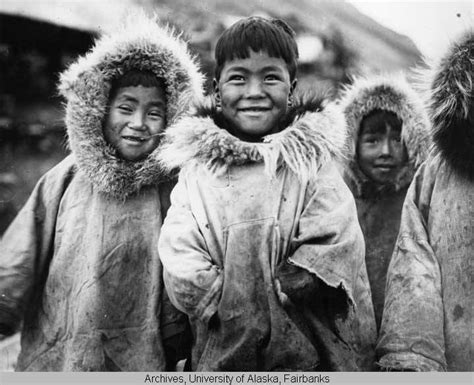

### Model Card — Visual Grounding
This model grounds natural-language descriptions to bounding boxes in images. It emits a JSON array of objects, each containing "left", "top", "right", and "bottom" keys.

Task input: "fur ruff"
[
  {"left": 423, "top": 30, "right": 473, "bottom": 177},
  {"left": 57, "top": 13, "right": 204, "bottom": 199},
  {"left": 158, "top": 94, "right": 348, "bottom": 181},
  {"left": 338, "top": 74, "right": 431, "bottom": 197}
]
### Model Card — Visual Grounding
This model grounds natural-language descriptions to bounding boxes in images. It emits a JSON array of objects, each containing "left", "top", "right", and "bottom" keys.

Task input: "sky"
[{"left": 346, "top": 0, "right": 472, "bottom": 60}]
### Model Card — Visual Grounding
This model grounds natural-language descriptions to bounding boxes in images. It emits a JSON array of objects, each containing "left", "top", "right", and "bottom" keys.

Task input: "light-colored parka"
[
  {"left": 338, "top": 75, "right": 430, "bottom": 329},
  {"left": 0, "top": 15, "right": 203, "bottom": 371},
  {"left": 377, "top": 31, "right": 473, "bottom": 371},
  {"left": 158, "top": 96, "right": 377, "bottom": 371}
]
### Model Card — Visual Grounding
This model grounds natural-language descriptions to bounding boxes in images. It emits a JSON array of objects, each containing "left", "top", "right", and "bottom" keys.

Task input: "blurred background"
[{"left": 0, "top": 0, "right": 471, "bottom": 369}]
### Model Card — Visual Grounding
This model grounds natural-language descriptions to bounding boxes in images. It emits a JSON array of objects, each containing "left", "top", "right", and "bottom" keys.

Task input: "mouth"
[
  {"left": 122, "top": 135, "right": 149, "bottom": 143},
  {"left": 238, "top": 107, "right": 271, "bottom": 112},
  {"left": 374, "top": 164, "right": 397, "bottom": 172}
]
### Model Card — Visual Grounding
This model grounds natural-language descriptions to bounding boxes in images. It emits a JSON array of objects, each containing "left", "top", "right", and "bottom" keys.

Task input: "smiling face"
[
  {"left": 357, "top": 111, "right": 407, "bottom": 184},
  {"left": 214, "top": 50, "right": 296, "bottom": 140},
  {"left": 103, "top": 85, "right": 166, "bottom": 161}
]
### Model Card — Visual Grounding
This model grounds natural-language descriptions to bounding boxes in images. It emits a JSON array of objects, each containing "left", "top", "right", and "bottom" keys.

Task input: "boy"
[
  {"left": 158, "top": 16, "right": 376, "bottom": 371},
  {"left": 338, "top": 75, "right": 430, "bottom": 329},
  {"left": 0, "top": 15, "right": 203, "bottom": 371},
  {"left": 377, "top": 31, "right": 473, "bottom": 371}
]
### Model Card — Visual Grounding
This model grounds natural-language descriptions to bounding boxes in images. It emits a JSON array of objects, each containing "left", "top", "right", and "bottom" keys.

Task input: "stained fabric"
[
  {"left": 377, "top": 155, "right": 473, "bottom": 371},
  {"left": 0, "top": 14, "right": 203, "bottom": 371},
  {"left": 338, "top": 74, "right": 431, "bottom": 329},
  {"left": 158, "top": 96, "right": 377, "bottom": 371}
]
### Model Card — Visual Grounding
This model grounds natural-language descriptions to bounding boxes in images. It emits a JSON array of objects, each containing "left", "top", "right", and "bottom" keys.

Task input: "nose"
[
  {"left": 128, "top": 112, "right": 146, "bottom": 130},
  {"left": 380, "top": 138, "right": 392, "bottom": 156},
  {"left": 245, "top": 78, "right": 264, "bottom": 98}
]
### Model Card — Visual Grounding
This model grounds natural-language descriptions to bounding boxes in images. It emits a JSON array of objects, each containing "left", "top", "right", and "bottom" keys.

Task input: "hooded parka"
[
  {"left": 338, "top": 75, "right": 430, "bottom": 329},
  {"left": 157, "top": 96, "right": 377, "bottom": 371},
  {"left": 376, "top": 31, "right": 473, "bottom": 371},
  {"left": 0, "top": 15, "right": 203, "bottom": 371}
]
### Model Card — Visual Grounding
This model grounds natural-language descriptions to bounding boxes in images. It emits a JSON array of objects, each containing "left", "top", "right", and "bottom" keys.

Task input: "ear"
[
  {"left": 289, "top": 78, "right": 298, "bottom": 97},
  {"left": 212, "top": 78, "right": 220, "bottom": 103}
]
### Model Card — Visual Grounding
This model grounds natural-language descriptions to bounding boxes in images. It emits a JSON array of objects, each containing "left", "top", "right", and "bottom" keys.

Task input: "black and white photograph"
[{"left": 0, "top": 0, "right": 472, "bottom": 382}]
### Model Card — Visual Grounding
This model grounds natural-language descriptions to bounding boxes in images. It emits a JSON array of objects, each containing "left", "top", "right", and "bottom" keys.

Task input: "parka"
[
  {"left": 376, "top": 31, "right": 473, "bottom": 371},
  {"left": 338, "top": 75, "right": 430, "bottom": 329},
  {"left": 0, "top": 15, "right": 203, "bottom": 371},
  {"left": 157, "top": 96, "right": 377, "bottom": 371}
]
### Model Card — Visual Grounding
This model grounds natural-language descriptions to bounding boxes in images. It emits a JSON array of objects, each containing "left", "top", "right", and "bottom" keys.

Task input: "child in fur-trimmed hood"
[
  {"left": 377, "top": 30, "right": 473, "bottom": 371},
  {"left": 158, "top": 16, "right": 376, "bottom": 371},
  {"left": 338, "top": 74, "right": 431, "bottom": 329},
  {"left": 0, "top": 14, "right": 203, "bottom": 371}
]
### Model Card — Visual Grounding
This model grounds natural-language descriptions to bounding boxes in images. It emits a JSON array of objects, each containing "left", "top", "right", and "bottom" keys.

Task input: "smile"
[
  {"left": 239, "top": 107, "right": 271, "bottom": 112},
  {"left": 122, "top": 135, "right": 148, "bottom": 143}
]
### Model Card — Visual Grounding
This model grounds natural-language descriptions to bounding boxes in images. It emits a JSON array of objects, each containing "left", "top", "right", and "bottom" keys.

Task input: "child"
[
  {"left": 338, "top": 75, "right": 430, "bottom": 329},
  {"left": 0, "top": 14, "right": 203, "bottom": 371},
  {"left": 377, "top": 31, "right": 473, "bottom": 371},
  {"left": 158, "top": 16, "right": 376, "bottom": 371}
]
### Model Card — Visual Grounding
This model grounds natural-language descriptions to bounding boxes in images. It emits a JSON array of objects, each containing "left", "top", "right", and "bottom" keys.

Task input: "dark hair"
[
  {"left": 109, "top": 70, "right": 165, "bottom": 100},
  {"left": 360, "top": 109, "right": 402, "bottom": 135},
  {"left": 214, "top": 16, "right": 299, "bottom": 81}
]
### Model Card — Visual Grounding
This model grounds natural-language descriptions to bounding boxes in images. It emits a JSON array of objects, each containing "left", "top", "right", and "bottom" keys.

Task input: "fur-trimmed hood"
[
  {"left": 158, "top": 94, "right": 348, "bottom": 181},
  {"left": 338, "top": 74, "right": 431, "bottom": 197},
  {"left": 424, "top": 30, "right": 473, "bottom": 177},
  {"left": 58, "top": 13, "right": 204, "bottom": 199}
]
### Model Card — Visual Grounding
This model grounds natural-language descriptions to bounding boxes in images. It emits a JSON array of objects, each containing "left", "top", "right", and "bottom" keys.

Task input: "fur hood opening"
[
  {"left": 58, "top": 13, "right": 204, "bottom": 199},
  {"left": 158, "top": 93, "right": 348, "bottom": 181},
  {"left": 425, "top": 30, "right": 473, "bottom": 178},
  {"left": 338, "top": 74, "right": 431, "bottom": 197}
]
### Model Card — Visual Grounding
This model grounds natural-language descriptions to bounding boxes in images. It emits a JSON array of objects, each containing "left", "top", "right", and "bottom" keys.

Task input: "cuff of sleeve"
[
  {"left": 195, "top": 273, "right": 223, "bottom": 324},
  {"left": 0, "top": 304, "right": 21, "bottom": 336},
  {"left": 378, "top": 352, "right": 446, "bottom": 372}
]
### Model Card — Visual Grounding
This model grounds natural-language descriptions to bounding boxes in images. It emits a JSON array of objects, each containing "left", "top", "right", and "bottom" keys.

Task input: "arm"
[
  {"left": 376, "top": 162, "right": 446, "bottom": 371},
  {"left": 0, "top": 158, "right": 74, "bottom": 335},
  {"left": 158, "top": 170, "right": 222, "bottom": 324},
  {"left": 284, "top": 161, "right": 365, "bottom": 309}
]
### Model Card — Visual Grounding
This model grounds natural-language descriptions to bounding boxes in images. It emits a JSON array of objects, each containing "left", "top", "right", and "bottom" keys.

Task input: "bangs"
[
  {"left": 360, "top": 109, "right": 402, "bottom": 135},
  {"left": 109, "top": 70, "right": 165, "bottom": 99},
  {"left": 215, "top": 17, "right": 298, "bottom": 80}
]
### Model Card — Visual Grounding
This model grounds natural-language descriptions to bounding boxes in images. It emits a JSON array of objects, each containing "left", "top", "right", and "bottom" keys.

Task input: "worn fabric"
[
  {"left": 0, "top": 15, "right": 203, "bottom": 371},
  {"left": 376, "top": 155, "right": 474, "bottom": 371},
  {"left": 377, "top": 31, "right": 473, "bottom": 372},
  {"left": 158, "top": 96, "right": 377, "bottom": 371},
  {"left": 338, "top": 75, "right": 431, "bottom": 328}
]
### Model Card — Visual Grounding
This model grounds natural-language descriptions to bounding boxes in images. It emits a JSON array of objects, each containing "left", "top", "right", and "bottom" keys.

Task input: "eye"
[
  {"left": 148, "top": 109, "right": 165, "bottom": 119},
  {"left": 264, "top": 74, "right": 280, "bottom": 82},
  {"left": 392, "top": 136, "right": 402, "bottom": 143},
  {"left": 363, "top": 135, "right": 379, "bottom": 144},
  {"left": 228, "top": 74, "right": 245, "bottom": 82},
  {"left": 117, "top": 104, "right": 133, "bottom": 113}
]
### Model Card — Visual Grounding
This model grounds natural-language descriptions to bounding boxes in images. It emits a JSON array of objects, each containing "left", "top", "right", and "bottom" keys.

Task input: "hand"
[{"left": 275, "top": 262, "right": 319, "bottom": 304}]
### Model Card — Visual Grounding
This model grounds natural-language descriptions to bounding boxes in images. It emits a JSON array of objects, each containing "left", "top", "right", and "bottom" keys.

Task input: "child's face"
[
  {"left": 103, "top": 85, "right": 166, "bottom": 161},
  {"left": 357, "top": 117, "right": 407, "bottom": 184},
  {"left": 214, "top": 50, "right": 296, "bottom": 139}
]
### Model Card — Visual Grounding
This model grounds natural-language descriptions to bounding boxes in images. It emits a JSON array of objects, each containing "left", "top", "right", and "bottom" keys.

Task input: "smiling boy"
[
  {"left": 339, "top": 75, "right": 430, "bottom": 330},
  {"left": 104, "top": 75, "right": 167, "bottom": 161},
  {"left": 157, "top": 16, "right": 376, "bottom": 371},
  {"left": 0, "top": 15, "right": 203, "bottom": 370}
]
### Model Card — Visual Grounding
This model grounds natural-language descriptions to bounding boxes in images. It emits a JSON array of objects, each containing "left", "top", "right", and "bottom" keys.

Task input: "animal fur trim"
[
  {"left": 338, "top": 74, "right": 431, "bottom": 197},
  {"left": 422, "top": 30, "right": 473, "bottom": 177},
  {"left": 58, "top": 12, "right": 204, "bottom": 199},
  {"left": 158, "top": 94, "right": 348, "bottom": 181}
]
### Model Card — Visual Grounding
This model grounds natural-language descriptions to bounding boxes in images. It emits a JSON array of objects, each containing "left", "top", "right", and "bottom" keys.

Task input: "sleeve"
[
  {"left": 158, "top": 170, "right": 222, "bottom": 324},
  {"left": 287, "top": 161, "right": 366, "bottom": 307},
  {"left": 376, "top": 162, "right": 446, "bottom": 371},
  {"left": 0, "top": 160, "right": 73, "bottom": 335}
]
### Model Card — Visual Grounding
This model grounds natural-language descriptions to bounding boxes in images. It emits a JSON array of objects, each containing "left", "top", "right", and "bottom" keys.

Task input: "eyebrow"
[
  {"left": 116, "top": 94, "right": 165, "bottom": 108},
  {"left": 226, "top": 65, "right": 285, "bottom": 73}
]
